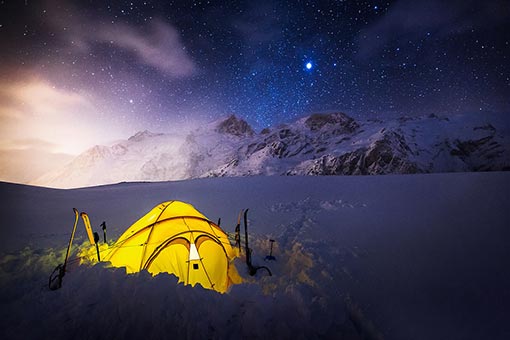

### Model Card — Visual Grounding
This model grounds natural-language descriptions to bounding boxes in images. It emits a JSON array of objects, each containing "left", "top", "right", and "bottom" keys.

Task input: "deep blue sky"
[{"left": 0, "top": 0, "right": 509, "bottom": 150}]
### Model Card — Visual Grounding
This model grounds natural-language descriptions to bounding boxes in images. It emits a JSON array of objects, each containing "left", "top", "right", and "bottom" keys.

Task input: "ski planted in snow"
[
  {"left": 80, "top": 212, "right": 95, "bottom": 245},
  {"left": 243, "top": 209, "right": 272, "bottom": 276},
  {"left": 234, "top": 210, "right": 242, "bottom": 253},
  {"left": 81, "top": 212, "right": 101, "bottom": 261},
  {"left": 49, "top": 208, "right": 79, "bottom": 290}
]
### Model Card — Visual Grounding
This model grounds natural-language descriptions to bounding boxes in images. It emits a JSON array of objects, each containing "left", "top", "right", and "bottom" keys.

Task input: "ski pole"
[
  {"left": 265, "top": 239, "right": 276, "bottom": 261},
  {"left": 101, "top": 221, "right": 107, "bottom": 243},
  {"left": 93, "top": 232, "right": 101, "bottom": 261}
]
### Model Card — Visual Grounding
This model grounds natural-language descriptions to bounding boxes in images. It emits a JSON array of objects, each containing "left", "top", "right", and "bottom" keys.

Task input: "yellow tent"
[{"left": 103, "top": 201, "right": 242, "bottom": 293}]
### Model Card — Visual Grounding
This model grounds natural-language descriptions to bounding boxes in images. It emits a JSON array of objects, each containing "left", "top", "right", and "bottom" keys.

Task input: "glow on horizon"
[{"left": 0, "top": 79, "right": 132, "bottom": 155}]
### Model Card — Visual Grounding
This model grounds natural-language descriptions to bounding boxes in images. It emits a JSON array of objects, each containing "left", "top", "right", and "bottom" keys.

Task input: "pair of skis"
[
  {"left": 234, "top": 209, "right": 272, "bottom": 277},
  {"left": 49, "top": 208, "right": 105, "bottom": 290}
]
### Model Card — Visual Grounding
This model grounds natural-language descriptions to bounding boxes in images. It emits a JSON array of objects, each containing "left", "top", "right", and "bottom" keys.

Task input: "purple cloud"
[
  {"left": 47, "top": 3, "right": 196, "bottom": 77},
  {"left": 99, "top": 19, "right": 196, "bottom": 77}
]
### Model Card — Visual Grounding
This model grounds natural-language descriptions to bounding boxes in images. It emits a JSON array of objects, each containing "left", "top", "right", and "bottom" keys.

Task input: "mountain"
[{"left": 32, "top": 112, "right": 510, "bottom": 188}]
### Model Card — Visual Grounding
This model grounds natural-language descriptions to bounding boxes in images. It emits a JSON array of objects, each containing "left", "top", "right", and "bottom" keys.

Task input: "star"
[{"left": 0, "top": 0, "right": 507, "bottom": 150}]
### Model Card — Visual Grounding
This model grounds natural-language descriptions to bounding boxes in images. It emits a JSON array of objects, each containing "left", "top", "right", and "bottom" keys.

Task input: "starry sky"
[{"left": 0, "top": 0, "right": 509, "bottom": 182}]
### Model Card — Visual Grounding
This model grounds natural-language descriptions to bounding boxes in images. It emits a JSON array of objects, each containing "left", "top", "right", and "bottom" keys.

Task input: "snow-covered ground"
[{"left": 1, "top": 173, "right": 509, "bottom": 339}]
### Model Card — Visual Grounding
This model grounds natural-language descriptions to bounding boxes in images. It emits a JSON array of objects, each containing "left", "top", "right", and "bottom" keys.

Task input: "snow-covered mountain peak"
[
  {"left": 215, "top": 115, "right": 254, "bottom": 137},
  {"left": 128, "top": 130, "right": 164, "bottom": 142},
  {"left": 301, "top": 112, "right": 359, "bottom": 133},
  {"left": 77, "top": 145, "right": 112, "bottom": 164},
  {"left": 32, "top": 111, "right": 510, "bottom": 188}
]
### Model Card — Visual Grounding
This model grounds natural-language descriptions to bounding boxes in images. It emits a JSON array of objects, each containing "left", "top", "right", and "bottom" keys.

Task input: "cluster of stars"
[{"left": 0, "top": 0, "right": 508, "bottom": 130}]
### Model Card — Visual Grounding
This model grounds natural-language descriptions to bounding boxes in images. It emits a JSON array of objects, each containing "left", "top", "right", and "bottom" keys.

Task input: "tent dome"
[{"left": 103, "top": 201, "right": 241, "bottom": 293}]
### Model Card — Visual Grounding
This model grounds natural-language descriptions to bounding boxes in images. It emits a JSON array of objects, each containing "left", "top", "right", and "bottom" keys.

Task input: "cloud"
[
  {"left": 0, "top": 79, "right": 126, "bottom": 155},
  {"left": 0, "top": 138, "right": 58, "bottom": 152},
  {"left": 46, "top": 3, "right": 196, "bottom": 77},
  {"left": 0, "top": 80, "right": 92, "bottom": 120},
  {"left": 99, "top": 19, "right": 196, "bottom": 77},
  {"left": 0, "top": 80, "right": 80, "bottom": 183},
  {"left": 0, "top": 148, "right": 73, "bottom": 184},
  {"left": 356, "top": 0, "right": 510, "bottom": 59}
]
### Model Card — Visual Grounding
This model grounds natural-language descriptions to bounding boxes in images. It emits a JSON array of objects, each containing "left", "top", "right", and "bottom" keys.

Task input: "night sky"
[{"left": 0, "top": 0, "right": 509, "bottom": 162}]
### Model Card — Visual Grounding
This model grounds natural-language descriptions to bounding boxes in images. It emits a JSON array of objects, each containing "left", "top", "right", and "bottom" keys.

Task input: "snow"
[
  {"left": 30, "top": 111, "right": 510, "bottom": 189},
  {"left": 1, "top": 173, "right": 510, "bottom": 339}
]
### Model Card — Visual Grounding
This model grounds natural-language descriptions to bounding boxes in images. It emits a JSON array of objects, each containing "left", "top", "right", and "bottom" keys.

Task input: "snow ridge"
[{"left": 32, "top": 112, "right": 510, "bottom": 188}]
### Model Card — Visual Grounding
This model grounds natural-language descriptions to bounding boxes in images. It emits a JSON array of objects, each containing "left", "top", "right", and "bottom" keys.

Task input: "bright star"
[{"left": 306, "top": 62, "right": 312, "bottom": 70}]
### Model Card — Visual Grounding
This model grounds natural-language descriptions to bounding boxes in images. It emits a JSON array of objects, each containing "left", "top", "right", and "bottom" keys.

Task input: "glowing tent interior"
[{"left": 101, "top": 201, "right": 242, "bottom": 293}]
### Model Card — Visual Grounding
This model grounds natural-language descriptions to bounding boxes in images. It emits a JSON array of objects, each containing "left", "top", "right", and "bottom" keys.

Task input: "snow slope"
[
  {"left": 1, "top": 173, "right": 509, "bottom": 339},
  {"left": 32, "top": 112, "right": 510, "bottom": 188}
]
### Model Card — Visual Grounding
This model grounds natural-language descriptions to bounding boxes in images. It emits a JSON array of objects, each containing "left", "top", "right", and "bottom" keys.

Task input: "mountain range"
[{"left": 33, "top": 112, "right": 510, "bottom": 188}]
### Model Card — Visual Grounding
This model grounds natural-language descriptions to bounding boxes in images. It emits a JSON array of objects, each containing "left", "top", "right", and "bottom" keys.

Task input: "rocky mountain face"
[
  {"left": 33, "top": 112, "right": 510, "bottom": 188},
  {"left": 292, "top": 131, "right": 419, "bottom": 176},
  {"left": 215, "top": 115, "right": 254, "bottom": 137}
]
